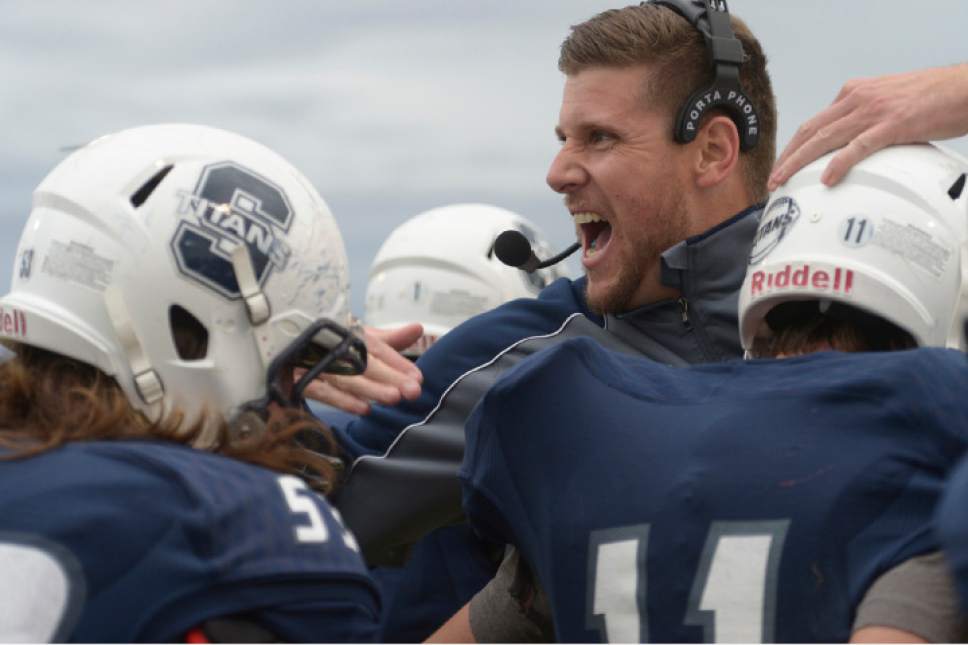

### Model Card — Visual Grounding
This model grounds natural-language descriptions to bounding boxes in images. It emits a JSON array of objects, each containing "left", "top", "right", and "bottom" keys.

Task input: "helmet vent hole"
[
  {"left": 130, "top": 164, "right": 174, "bottom": 208},
  {"left": 169, "top": 305, "right": 209, "bottom": 360},
  {"left": 949, "top": 173, "right": 966, "bottom": 200}
]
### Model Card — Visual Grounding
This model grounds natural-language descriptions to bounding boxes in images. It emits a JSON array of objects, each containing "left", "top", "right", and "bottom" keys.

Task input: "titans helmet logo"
[{"left": 171, "top": 162, "right": 293, "bottom": 299}]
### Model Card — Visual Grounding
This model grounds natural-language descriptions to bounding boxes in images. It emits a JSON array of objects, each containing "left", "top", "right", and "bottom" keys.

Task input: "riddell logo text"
[
  {"left": 0, "top": 307, "right": 27, "bottom": 337},
  {"left": 750, "top": 265, "right": 853, "bottom": 297}
]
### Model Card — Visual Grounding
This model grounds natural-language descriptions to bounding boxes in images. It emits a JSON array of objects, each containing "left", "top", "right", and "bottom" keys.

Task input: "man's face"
[{"left": 547, "top": 65, "right": 692, "bottom": 313}]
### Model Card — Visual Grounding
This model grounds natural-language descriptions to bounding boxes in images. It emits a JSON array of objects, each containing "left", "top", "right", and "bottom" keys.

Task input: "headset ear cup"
[
  {"left": 648, "top": 0, "right": 762, "bottom": 152},
  {"left": 674, "top": 82, "right": 760, "bottom": 151},
  {"left": 674, "top": 86, "right": 708, "bottom": 144}
]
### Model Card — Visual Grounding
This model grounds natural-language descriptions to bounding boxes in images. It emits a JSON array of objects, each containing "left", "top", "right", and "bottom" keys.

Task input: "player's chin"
[{"left": 584, "top": 271, "right": 628, "bottom": 315}]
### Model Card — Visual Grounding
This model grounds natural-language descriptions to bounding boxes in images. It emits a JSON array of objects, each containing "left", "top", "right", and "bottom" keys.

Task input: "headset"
[
  {"left": 646, "top": 0, "right": 760, "bottom": 151},
  {"left": 498, "top": 0, "right": 761, "bottom": 273}
]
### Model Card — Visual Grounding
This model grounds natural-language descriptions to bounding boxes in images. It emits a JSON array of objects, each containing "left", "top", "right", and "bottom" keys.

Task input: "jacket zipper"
[{"left": 678, "top": 297, "right": 691, "bottom": 327}]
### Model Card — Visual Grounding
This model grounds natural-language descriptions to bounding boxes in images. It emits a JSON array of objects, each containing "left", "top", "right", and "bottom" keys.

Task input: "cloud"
[{"left": 1, "top": 1, "right": 966, "bottom": 315}]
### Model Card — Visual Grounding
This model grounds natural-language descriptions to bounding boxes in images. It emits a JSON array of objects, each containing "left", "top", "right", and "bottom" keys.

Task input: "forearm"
[
  {"left": 426, "top": 603, "right": 476, "bottom": 644},
  {"left": 850, "top": 626, "right": 927, "bottom": 643}
]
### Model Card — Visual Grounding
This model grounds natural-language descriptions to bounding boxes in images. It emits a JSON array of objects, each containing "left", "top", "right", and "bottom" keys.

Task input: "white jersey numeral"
[
  {"left": 588, "top": 525, "right": 649, "bottom": 643},
  {"left": 329, "top": 507, "right": 361, "bottom": 553},
  {"left": 589, "top": 520, "right": 789, "bottom": 643},
  {"left": 278, "top": 475, "right": 330, "bottom": 543},
  {"left": 277, "top": 475, "right": 359, "bottom": 551},
  {"left": 0, "top": 540, "right": 77, "bottom": 642}
]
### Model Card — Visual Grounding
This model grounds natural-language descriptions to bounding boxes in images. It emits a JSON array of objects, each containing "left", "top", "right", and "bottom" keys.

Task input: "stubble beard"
[{"left": 585, "top": 191, "right": 688, "bottom": 315}]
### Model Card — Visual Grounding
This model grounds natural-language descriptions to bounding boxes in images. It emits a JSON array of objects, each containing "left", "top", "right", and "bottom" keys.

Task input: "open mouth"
[{"left": 574, "top": 212, "right": 612, "bottom": 259}]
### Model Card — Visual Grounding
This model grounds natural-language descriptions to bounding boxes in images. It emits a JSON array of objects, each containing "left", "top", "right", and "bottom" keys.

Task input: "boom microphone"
[{"left": 493, "top": 230, "right": 580, "bottom": 273}]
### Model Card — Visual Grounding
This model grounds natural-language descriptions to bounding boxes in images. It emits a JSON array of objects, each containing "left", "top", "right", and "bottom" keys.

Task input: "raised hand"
[
  {"left": 303, "top": 323, "right": 425, "bottom": 415},
  {"left": 769, "top": 63, "right": 968, "bottom": 191}
]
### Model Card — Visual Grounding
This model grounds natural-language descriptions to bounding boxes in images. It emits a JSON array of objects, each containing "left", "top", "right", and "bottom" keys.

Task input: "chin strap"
[
  {"left": 104, "top": 285, "right": 164, "bottom": 406},
  {"left": 227, "top": 242, "right": 278, "bottom": 444},
  {"left": 231, "top": 243, "right": 275, "bottom": 369},
  {"left": 231, "top": 243, "right": 270, "bottom": 325}
]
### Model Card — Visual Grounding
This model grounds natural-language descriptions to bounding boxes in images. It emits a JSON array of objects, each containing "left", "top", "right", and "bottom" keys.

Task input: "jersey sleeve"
[
  {"left": 334, "top": 277, "right": 595, "bottom": 459},
  {"left": 936, "top": 454, "right": 968, "bottom": 613},
  {"left": 460, "top": 339, "right": 602, "bottom": 554},
  {"left": 905, "top": 349, "right": 968, "bottom": 448},
  {"left": 128, "top": 452, "right": 381, "bottom": 642},
  {"left": 460, "top": 390, "right": 524, "bottom": 548}
]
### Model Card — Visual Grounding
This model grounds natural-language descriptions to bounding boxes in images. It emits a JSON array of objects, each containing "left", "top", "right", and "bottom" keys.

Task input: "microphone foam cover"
[{"left": 493, "top": 230, "right": 533, "bottom": 268}]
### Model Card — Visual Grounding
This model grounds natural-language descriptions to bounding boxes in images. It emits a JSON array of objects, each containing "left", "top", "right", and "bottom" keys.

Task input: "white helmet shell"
[
  {"left": 1, "top": 124, "right": 359, "bottom": 444},
  {"left": 739, "top": 143, "right": 968, "bottom": 351},
  {"left": 364, "top": 203, "right": 568, "bottom": 355}
]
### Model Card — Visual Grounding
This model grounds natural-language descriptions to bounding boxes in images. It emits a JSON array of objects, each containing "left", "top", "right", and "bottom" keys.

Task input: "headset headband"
[{"left": 647, "top": 0, "right": 760, "bottom": 150}]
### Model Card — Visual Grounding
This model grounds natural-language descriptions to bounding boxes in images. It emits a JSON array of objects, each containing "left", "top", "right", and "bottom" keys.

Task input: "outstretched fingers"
[{"left": 301, "top": 322, "right": 425, "bottom": 415}]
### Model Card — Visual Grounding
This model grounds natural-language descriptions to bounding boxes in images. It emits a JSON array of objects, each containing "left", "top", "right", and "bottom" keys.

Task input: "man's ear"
[{"left": 693, "top": 114, "right": 741, "bottom": 189}]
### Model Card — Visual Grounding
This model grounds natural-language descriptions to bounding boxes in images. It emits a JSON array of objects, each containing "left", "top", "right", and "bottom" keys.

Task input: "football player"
[
  {"left": 458, "top": 143, "right": 968, "bottom": 641},
  {"left": 0, "top": 124, "right": 379, "bottom": 642}
]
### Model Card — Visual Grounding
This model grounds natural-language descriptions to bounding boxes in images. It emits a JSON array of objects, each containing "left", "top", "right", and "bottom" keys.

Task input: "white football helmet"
[
  {"left": 739, "top": 143, "right": 968, "bottom": 352},
  {"left": 0, "top": 124, "right": 364, "bottom": 446},
  {"left": 364, "top": 203, "right": 569, "bottom": 356}
]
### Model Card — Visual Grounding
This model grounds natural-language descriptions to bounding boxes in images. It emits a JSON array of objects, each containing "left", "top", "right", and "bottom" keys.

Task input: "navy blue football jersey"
[
  {"left": 0, "top": 440, "right": 379, "bottom": 642},
  {"left": 461, "top": 339, "right": 968, "bottom": 642},
  {"left": 936, "top": 455, "right": 968, "bottom": 612}
]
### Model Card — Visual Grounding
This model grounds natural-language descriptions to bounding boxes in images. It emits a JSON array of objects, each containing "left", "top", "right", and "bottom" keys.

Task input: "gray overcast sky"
[{"left": 2, "top": 1, "right": 966, "bottom": 315}]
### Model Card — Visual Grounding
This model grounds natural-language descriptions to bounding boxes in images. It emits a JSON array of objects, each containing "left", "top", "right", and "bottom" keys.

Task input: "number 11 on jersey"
[{"left": 588, "top": 520, "right": 789, "bottom": 642}]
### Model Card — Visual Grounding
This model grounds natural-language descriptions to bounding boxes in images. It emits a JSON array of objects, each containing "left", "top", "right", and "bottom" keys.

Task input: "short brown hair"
[
  {"left": 749, "top": 302, "right": 917, "bottom": 358},
  {"left": 0, "top": 342, "right": 344, "bottom": 495},
  {"left": 558, "top": 3, "right": 777, "bottom": 203}
]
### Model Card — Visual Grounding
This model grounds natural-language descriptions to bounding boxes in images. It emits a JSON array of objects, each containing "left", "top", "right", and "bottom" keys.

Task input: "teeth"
[{"left": 573, "top": 212, "right": 604, "bottom": 224}]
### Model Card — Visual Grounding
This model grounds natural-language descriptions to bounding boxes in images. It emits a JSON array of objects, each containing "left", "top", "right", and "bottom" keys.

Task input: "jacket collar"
[
  {"left": 605, "top": 203, "right": 764, "bottom": 363},
  {"left": 658, "top": 202, "right": 763, "bottom": 298}
]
